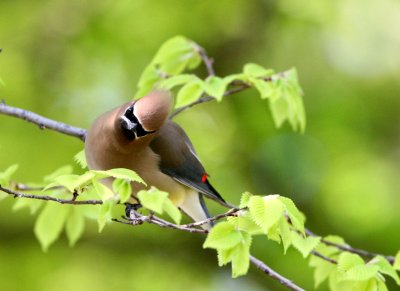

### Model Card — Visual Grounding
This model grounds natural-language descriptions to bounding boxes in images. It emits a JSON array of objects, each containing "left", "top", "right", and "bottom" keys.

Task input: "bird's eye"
[{"left": 124, "top": 106, "right": 138, "bottom": 124}]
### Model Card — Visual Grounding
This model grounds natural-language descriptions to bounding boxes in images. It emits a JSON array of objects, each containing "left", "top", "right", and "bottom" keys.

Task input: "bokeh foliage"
[{"left": 1, "top": 0, "right": 400, "bottom": 290}]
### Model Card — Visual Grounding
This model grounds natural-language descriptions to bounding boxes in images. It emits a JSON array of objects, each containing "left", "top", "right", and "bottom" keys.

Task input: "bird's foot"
[{"left": 124, "top": 202, "right": 142, "bottom": 219}]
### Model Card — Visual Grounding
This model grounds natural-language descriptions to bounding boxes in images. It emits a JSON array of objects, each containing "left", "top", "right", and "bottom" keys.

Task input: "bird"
[{"left": 84, "top": 90, "right": 228, "bottom": 229}]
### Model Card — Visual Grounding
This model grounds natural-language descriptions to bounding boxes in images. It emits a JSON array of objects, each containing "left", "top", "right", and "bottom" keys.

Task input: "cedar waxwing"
[{"left": 85, "top": 91, "right": 227, "bottom": 228}]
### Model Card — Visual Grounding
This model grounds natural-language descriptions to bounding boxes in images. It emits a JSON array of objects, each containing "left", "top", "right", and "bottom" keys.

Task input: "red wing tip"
[{"left": 201, "top": 173, "right": 208, "bottom": 183}]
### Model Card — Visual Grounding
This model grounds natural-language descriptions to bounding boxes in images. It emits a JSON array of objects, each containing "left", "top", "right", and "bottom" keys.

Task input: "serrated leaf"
[
  {"left": 329, "top": 270, "right": 357, "bottom": 291},
  {"left": 231, "top": 232, "right": 252, "bottom": 278},
  {"left": 239, "top": 192, "right": 251, "bottom": 208},
  {"left": 370, "top": 256, "right": 400, "bottom": 285},
  {"left": 227, "top": 212, "right": 263, "bottom": 235},
  {"left": 248, "top": 195, "right": 284, "bottom": 234},
  {"left": 162, "top": 198, "right": 181, "bottom": 224},
  {"left": 153, "top": 36, "right": 193, "bottom": 65},
  {"left": 279, "top": 218, "right": 292, "bottom": 253},
  {"left": 175, "top": 81, "right": 203, "bottom": 108},
  {"left": 223, "top": 73, "right": 248, "bottom": 85},
  {"left": 250, "top": 78, "right": 276, "bottom": 100},
  {"left": 74, "top": 150, "right": 87, "bottom": 169},
  {"left": 92, "top": 168, "right": 145, "bottom": 185},
  {"left": 394, "top": 251, "right": 400, "bottom": 271},
  {"left": 269, "top": 92, "right": 289, "bottom": 128},
  {"left": 92, "top": 180, "right": 115, "bottom": 200},
  {"left": 158, "top": 74, "right": 194, "bottom": 90},
  {"left": 49, "top": 172, "right": 95, "bottom": 192},
  {"left": 112, "top": 178, "right": 132, "bottom": 203},
  {"left": 98, "top": 199, "right": 114, "bottom": 232},
  {"left": 43, "top": 165, "right": 73, "bottom": 182},
  {"left": 243, "top": 63, "right": 274, "bottom": 78},
  {"left": 309, "top": 256, "right": 336, "bottom": 288},
  {"left": 217, "top": 248, "right": 236, "bottom": 266},
  {"left": 338, "top": 253, "right": 365, "bottom": 273},
  {"left": 343, "top": 264, "right": 380, "bottom": 282},
  {"left": 278, "top": 196, "right": 305, "bottom": 233},
  {"left": 0, "top": 164, "right": 19, "bottom": 187},
  {"left": 65, "top": 206, "right": 85, "bottom": 247},
  {"left": 203, "top": 222, "right": 242, "bottom": 250},
  {"left": 203, "top": 76, "right": 226, "bottom": 102},
  {"left": 291, "top": 232, "right": 321, "bottom": 258},
  {"left": 34, "top": 202, "right": 70, "bottom": 251},
  {"left": 137, "top": 187, "right": 168, "bottom": 214}
]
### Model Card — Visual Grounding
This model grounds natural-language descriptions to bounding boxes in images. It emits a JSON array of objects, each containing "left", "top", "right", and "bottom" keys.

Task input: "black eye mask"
[{"left": 120, "top": 105, "right": 155, "bottom": 140}]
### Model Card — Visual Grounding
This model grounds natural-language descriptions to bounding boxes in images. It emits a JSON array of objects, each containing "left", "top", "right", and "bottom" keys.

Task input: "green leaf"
[
  {"left": 243, "top": 63, "right": 274, "bottom": 78},
  {"left": 162, "top": 198, "right": 181, "bottom": 224},
  {"left": 98, "top": 199, "right": 114, "bottom": 232},
  {"left": 0, "top": 164, "right": 19, "bottom": 188},
  {"left": 291, "top": 232, "right": 321, "bottom": 258},
  {"left": 47, "top": 172, "right": 95, "bottom": 192},
  {"left": 65, "top": 206, "right": 85, "bottom": 247},
  {"left": 43, "top": 165, "right": 73, "bottom": 182},
  {"left": 137, "top": 187, "right": 168, "bottom": 214},
  {"left": 248, "top": 195, "right": 284, "bottom": 234},
  {"left": 175, "top": 81, "right": 204, "bottom": 108},
  {"left": 239, "top": 192, "right": 251, "bottom": 208},
  {"left": 269, "top": 90, "right": 290, "bottom": 128},
  {"left": 279, "top": 218, "right": 292, "bottom": 253},
  {"left": 74, "top": 150, "right": 87, "bottom": 169},
  {"left": 227, "top": 212, "right": 263, "bottom": 235},
  {"left": 202, "top": 76, "right": 226, "bottom": 102},
  {"left": 338, "top": 253, "right": 364, "bottom": 273},
  {"left": 231, "top": 232, "right": 252, "bottom": 278},
  {"left": 92, "top": 168, "right": 145, "bottom": 185},
  {"left": 250, "top": 78, "right": 276, "bottom": 100},
  {"left": 158, "top": 74, "right": 194, "bottom": 90},
  {"left": 34, "top": 202, "right": 70, "bottom": 251},
  {"left": 309, "top": 255, "right": 336, "bottom": 288},
  {"left": 112, "top": 178, "right": 132, "bottom": 203},
  {"left": 92, "top": 180, "right": 115, "bottom": 200},
  {"left": 278, "top": 196, "right": 305, "bottom": 233},
  {"left": 217, "top": 248, "right": 236, "bottom": 267},
  {"left": 394, "top": 251, "right": 400, "bottom": 271},
  {"left": 344, "top": 264, "right": 380, "bottom": 282},
  {"left": 223, "top": 73, "right": 248, "bottom": 85},
  {"left": 203, "top": 222, "right": 242, "bottom": 250},
  {"left": 370, "top": 256, "right": 400, "bottom": 285}
]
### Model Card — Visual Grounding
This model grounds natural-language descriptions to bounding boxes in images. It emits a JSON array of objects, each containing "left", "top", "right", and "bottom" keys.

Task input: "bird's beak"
[{"left": 121, "top": 115, "right": 138, "bottom": 134}]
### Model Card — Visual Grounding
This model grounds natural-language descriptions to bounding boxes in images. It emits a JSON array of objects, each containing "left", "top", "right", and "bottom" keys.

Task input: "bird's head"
[{"left": 118, "top": 90, "right": 172, "bottom": 140}]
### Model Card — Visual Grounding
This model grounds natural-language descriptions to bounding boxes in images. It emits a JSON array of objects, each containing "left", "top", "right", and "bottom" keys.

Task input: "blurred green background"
[{"left": 1, "top": 0, "right": 399, "bottom": 290}]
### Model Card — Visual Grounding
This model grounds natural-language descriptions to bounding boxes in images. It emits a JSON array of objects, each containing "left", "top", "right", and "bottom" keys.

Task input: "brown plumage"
[{"left": 85, "top": 91, "right": 226, "bottom": 228}]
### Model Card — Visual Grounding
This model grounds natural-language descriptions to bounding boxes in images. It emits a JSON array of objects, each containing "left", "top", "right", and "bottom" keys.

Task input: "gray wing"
[{"left": 149, "top": 120, "right": 226, "bottom": 205}]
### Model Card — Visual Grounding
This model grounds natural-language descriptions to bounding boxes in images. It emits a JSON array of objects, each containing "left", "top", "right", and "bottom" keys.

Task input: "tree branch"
[
  {"left": 306, "top": 229, "right": 395, "bottom": 264},
  {"left": 0, "top": 185, "right": 102, "bottom": 205},
  {"left": 0, "top": 101, "right": 86, "bottom": 141}
]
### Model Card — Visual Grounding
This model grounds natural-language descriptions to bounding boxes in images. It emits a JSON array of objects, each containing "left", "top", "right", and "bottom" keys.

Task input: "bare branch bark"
[
  {"left": 0, "top": 185, "right": 102, "bottom": 205},
  {"left": 0, "top": 101, "right": 86, "bottom": 141}
]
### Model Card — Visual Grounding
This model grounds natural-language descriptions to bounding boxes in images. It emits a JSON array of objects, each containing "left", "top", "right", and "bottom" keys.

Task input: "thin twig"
[
  {"left": 311, "top": 250, "right": 338, "bottom": 264},
  {"left": 249, "top": 255, "right": 305, "bottom": 291},
  {"left": 0, "top": 102, "right": 86, "bottom": 141},
  {"left": 181, "top": 207, "right": 240, "bottom": 228},
  {"left": 0, "top": 185, "right": 102, "bottom": 205},
  {"left": 306, "top": 229, "right": 395, "bottom": 264},
  {"left": 193, "top": 44, "right": 216, "bottom": 76},
  {"left": 113, "top": 214, "right": 304, "bottom": 291},
  {"left": 170, "top": 84, "right": 249, "bottom": 118}
]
